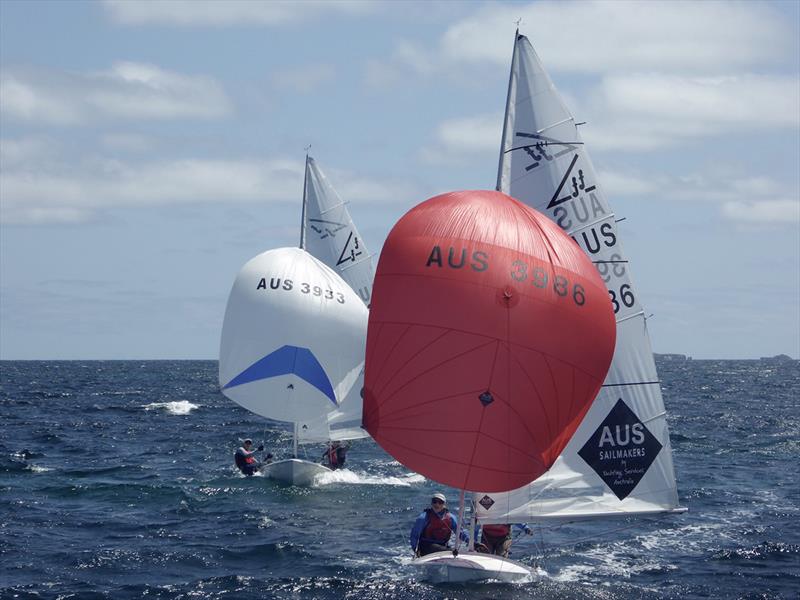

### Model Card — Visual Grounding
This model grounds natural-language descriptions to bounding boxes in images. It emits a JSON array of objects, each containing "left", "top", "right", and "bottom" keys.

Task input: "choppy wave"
[
  {"left": 143, "top": 401, "right": 198, "bottom": 415},
  {"left": 314, "top": 469, "right": 425, "bottom": 487}
]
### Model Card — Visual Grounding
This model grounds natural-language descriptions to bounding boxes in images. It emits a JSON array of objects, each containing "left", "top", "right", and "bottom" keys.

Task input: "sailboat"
[
  {"left": 363, "top": 189, "right": 617, "bottom": 582},
  {"left": 218, "top": 157, "right": 371, "bottom": 486},
  {"left": 467, "top": 30, "right": 686, "bottom": 574}
]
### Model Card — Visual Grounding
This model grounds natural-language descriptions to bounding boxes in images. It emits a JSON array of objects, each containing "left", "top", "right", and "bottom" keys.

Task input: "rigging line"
[
  {"left": 593, "top": 260, "right": 628, "bottom": 264},
  {"left": 602, "top": 380, "right": 661, "bottom": 388}
]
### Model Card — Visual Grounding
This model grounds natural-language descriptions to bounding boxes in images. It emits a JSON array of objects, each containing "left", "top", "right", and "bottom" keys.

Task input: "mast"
[
  {"left": 453, "top": 488, "right": 466, "bottom": 555},
  {"left": 299, "top": 151, "right": 310, "bottom": 250},
  {"left": 495, "top": 29, "right": 519, "bottom": 193}
]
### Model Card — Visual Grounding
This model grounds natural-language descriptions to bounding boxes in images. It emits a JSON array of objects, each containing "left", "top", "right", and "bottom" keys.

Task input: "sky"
[{"left": 1, "top": 0, "right": 798, "bottom": 360}]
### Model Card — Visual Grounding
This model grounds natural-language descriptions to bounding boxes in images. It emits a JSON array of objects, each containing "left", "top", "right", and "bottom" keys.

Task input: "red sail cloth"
[{"left": 363, "top": 191, "right": 616, "bottom": 492}]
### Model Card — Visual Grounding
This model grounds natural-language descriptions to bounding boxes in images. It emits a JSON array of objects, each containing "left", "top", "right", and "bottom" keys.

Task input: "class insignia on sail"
[{"left": 363, "top": 190, "right": 616, "bottom": 493}]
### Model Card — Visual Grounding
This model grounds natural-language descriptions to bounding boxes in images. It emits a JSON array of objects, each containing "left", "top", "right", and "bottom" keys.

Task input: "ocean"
[{"left": 1, "top": 358, "right": 798, "bottom": 599}]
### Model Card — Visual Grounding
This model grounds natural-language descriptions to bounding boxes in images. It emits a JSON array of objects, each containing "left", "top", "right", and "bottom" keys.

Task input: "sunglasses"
[{"left": 431, "top": 499, "right": 444, "bottom": 504}]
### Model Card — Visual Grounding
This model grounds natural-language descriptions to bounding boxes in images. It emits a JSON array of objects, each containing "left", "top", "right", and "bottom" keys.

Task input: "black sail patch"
[{"left": 578, "top": 398, "right": 662, "bottom": 500}]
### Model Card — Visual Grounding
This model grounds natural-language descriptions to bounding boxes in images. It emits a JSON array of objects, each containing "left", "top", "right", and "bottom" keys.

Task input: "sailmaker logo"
[
  {"left": 478, "top": 495, "right": 495, "bottom": 510},
  {"left": 578, "top": 399, "right": 662, "bottom": 500}
]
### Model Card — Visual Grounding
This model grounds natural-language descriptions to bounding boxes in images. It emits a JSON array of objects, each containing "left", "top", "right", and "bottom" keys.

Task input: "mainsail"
[
  {"left": 219, "top": 247, "right": 368, "bottom": 444},
  {"left": 476, "top": 33, "right": 683, "bottom": 523},
  {"left": 302, "top": 156, "right": 374, "bottom": 307},
  {"left": 301, "top": 155, "right": 375, "bottom": 440},
  {"left": 363, "top": 190, "right": 616, "bottom": 493}
]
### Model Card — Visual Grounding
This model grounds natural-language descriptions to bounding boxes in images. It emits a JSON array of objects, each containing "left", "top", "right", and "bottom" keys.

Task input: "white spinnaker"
[
  {"left": 302, "top": 156, "right": 375, "bottom": 442},
  {"left": 476, "top": 33, "right": 683, "bottom": 524},
  {"left": 303, "top": 156, "right": 374, "bottom": 307},
  {"left": 219, "top": 247, "right": 367, "bottom": 441}
]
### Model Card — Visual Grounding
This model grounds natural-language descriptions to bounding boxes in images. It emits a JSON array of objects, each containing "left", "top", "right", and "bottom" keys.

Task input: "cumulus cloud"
[
  {"left": 0, "top": 63, "right": 231, "bottom": 125},
  {"left": 102, "top": 0, "right": 372, "bottom": 26},
  {"left": 579, "top": 74, "right": 800, "bottom": 151},
  {"left": 405, "top": 0, "right": 794, "bottom": 74},
  {"left": 597, "top": 168, "right": 799, "bottom": 225},
  {"left": 419, "top": 113, "right": 503, "bottom": 164},
  {"left": 0, "top": 149, "right": 415, "bottom": 224}
]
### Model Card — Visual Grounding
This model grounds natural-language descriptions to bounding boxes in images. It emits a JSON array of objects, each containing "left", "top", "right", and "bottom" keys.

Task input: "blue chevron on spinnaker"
[{"left": 223, "top": 345, "right": 337, "bottom": 406}]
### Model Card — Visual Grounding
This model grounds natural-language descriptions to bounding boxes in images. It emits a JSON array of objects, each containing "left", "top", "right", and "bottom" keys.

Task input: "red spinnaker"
[{"left": 363, "top": 191, "right": 616, "bottom": 492}]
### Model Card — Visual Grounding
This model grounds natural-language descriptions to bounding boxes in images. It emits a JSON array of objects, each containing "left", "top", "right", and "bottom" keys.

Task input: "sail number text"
[
  {"left": 510, "top": 260, "right": 586, "bottom": 306},
  {"left": 256, "top": 277, "right": 346, "bottom": 303},
  {"left": 424, "top": 245, "right": 586, "bottom": 307}
]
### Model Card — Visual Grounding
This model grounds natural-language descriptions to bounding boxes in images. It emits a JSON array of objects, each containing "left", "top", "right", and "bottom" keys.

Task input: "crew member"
[
  {"left": 477, "top": 522, "right": 533, "bottom": 557},
  {"left": 234, "top": 439, "right": 265, "bottom": 476},
  {"left": 409, "top": 492, "right": 469, "bottom": 556},
  {"left": 321, "top": 441, "right": 349, "bottom": 470}
]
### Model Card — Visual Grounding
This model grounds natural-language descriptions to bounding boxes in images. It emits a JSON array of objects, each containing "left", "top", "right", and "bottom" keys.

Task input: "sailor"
[
  {"left": 409, "top": 492, "right": 470, "bottom": 556},
  {"left": 234, "top": 439, "right": 266, "bottom": 476},
  {"left": 476, "top": 522, "right": 533, "bottom": 557},
  {"left": 321, "top": 441, "right": 350, "bottom": 470}
]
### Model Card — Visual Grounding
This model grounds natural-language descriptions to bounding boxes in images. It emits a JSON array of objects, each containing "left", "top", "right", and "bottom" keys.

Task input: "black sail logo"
[{"left": 578, "top": 399, "right": 662, "bottom": 500}]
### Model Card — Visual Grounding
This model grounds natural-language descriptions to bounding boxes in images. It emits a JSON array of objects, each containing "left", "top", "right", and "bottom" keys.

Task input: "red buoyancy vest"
[
  {"left": 244, "top": 455, "right": 256, "bottom": 465},
  {"left": 422, "top": 509, "right": 453, "bottom": 543},
  {"left": 327, "top": 446, "right": 338, "bottom": 467},
  {"left": 482, "top": 524, "right": 511, "bottom": 538}
]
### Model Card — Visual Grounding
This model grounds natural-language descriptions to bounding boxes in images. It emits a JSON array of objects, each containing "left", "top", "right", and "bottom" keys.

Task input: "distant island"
[
  {"left": 654, "top": 353, "right": 690, "bottom": 361},
  {"left": 759, "top": 354, "right": 795, "bottom": 362}
]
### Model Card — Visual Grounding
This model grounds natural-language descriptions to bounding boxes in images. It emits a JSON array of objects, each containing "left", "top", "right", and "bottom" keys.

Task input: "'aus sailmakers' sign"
[{"left": 578, "top": 399, "right": 662, "bottom": 500}]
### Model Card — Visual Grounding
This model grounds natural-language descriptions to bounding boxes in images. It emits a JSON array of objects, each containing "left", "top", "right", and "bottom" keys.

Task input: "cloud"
[
  {"left": 722, "top": 200, "right": 800, "bottom": 224},
  {"left": 102, "top": 0, "right": 372, "bottom": 26},
  {"left": 419, "top": 113, "right": 503, "bottom": 164},
  {"left": 0, "top": 150, "right": 416, "bottom": 224},
  {"left": 597, "top": 168, "right": 799, "bottom": 225},
  {"left": 0, "top": 63, "right": 231, "bottom": 125},
  {"left": 438, "top": 0, "right": 793, "bottom": 73},
  {"left": 271, "top": 64, "right": 336, "bottom": 94}
]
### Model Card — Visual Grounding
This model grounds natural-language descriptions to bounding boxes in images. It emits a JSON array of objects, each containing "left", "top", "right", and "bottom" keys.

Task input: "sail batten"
[{"left": 477, "top": 33, "right": 683, "bottom": 523}]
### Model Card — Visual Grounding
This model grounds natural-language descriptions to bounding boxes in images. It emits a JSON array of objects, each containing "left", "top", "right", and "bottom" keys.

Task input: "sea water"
[{"left": 1, "top": 358, "right": 797, "bottom": 599}]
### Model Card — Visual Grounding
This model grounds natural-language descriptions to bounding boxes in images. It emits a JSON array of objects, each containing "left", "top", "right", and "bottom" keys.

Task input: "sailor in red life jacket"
[
  {"left": 409, "top": 492, "right": 470, "bottom": 556},
  {"left": 321, "top": 441, "right": 349, "bottom": 470},
  {"left": 476, "top": 522, "right": 533, "bottom": 557},
  {"left": 234, "top": 439, "right": 270, "bottom": 476}
]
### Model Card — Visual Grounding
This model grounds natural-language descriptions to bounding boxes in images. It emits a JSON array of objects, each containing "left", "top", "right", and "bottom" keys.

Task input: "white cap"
[{"left": 431, "top": 492, "right": 446, "bottom": 503}]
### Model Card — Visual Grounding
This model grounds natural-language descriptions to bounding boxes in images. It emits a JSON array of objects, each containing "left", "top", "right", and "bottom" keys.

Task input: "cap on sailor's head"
[
  {"left": 431, "top": 492, "right": 446, "bottom": 503},
  {"left": 244, "top": 439, "right": 252, "bottom": 444}
]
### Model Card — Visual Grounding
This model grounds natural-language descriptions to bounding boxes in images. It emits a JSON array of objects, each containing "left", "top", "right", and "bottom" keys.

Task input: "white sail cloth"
[
  {"left": 477, "top": 33, "right": 683, "bottom": 524},
  {"left": 303, "top": 156, "right": 374, "bottom": 307},
  {"left": 302, "top": 156, "right": 375, "bottom": 441},
  {"left": 219, "top": 247, "right": 368, "bottom": 444}
]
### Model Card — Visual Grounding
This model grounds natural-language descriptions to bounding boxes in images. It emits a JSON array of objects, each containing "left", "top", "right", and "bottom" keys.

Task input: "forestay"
[
  {"left": 477, "top": 33, "right": 683, "bottom": 522},
  {"left": 219, "top": 247, "right": 368, "bottom": 444}
]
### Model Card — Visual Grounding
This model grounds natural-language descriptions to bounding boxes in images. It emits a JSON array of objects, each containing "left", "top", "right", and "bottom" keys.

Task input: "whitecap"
[
  {"left": 143, "top": 401, "right": 198, "bottom": 415},
  {"left": 313, "top": 469, "right": 426, "bottom": 487}
]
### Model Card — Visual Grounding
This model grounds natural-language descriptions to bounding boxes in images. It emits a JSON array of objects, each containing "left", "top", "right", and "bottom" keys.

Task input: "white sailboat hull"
[
  {"left": 411, "top": 550, "right": 532, "bottom": 584},
  {"left": 261, "top": 459, "right": 331, "bottom": 486}
]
